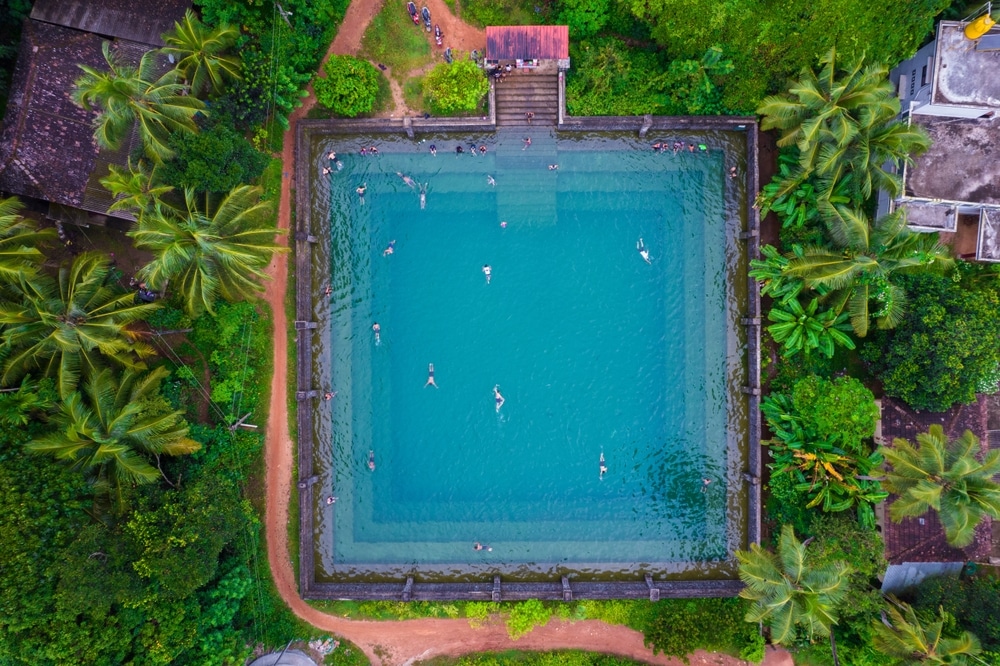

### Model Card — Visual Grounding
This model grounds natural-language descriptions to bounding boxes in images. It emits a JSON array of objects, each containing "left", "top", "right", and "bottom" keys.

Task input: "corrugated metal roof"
[
  {"left": 880, "top": 395, "right": 994, "bottom": 565},
  {"left": 31, "top": 0, "right": 190, "bottom": 47},
  {"left": 486, "top": 26, "right": 569, "bottom": 60}
]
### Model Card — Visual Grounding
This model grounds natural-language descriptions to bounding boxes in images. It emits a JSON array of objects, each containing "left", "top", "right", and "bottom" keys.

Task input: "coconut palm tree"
[
  {"left": 100, "top": 159, "right": 173, "bottom": 216},
  {"left": 0, "top": 252, "right": 159, "bottom": 398},
  {"left": 781, "top": 206, "right": 952, "bottom": 337},
  {"left": 72, "top": 41, "right": 205, "bottom": 163},
  {"left": 161, "top": 9, "right": 241, "bottom": 97},
  {"left": 758, "top": 48, "right": 930, "bottom": 201},
  {"left": 873, "top": 596, "right": 981, "bottom": 665},
  {"left": 27, "top": 366, "right": 200, "bottom": 500},
  {"left": 0, "top": 196, "right": 55, "bottom": 286},
  {"left": 127, "top": 185, "right": 284, "bottom": 316},
  {"left": 880, "top": 425, "right": 1000, "bottom": 548},
  {"left": 736, "top": 524, "right": 851, "bottom": 645}
]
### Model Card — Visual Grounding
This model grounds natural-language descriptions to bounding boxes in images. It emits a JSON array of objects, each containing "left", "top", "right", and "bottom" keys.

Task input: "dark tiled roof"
[
  {"left": 0, "top": 21, "right": 148, "bottom": 221},
  {"left": 486, "top": 26, "right": 569, "bottom": 60},
  {"left": 31, "top": 0, "right": 190, "bottom": 47},
  {"left": 880, "top": 395, "right": 993, "bottom": 564}
]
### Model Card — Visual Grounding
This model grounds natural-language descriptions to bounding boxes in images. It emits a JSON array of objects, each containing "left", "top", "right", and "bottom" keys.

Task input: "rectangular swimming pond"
[{"left": 297, "top": 120, "right": 759, "bottom": 595}]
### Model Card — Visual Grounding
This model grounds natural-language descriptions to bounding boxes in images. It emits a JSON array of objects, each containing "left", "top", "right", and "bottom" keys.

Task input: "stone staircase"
[{"left": 494, "top": 72, "right": 559, "bottom": 128}]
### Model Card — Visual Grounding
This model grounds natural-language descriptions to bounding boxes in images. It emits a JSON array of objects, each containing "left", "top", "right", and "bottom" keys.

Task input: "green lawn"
[{"left": 359, "top": 2, "right": 433, "bottom": 80}]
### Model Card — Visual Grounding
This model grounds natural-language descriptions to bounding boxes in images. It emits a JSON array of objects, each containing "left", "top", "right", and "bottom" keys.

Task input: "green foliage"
[
  {"left": 566, "top": 40, "right": 731, "bottom": 116},
  {"left": 423, "top": 59, "right": 490, "bottom": 115},
  {"left": 736, "top": 525, "right": 851, "bottom": 644},
  {"left": 162, "top": 9, "right": 241, "bottom": 98},
  {"left": 576, "top": 599, "right": 652, "bottom": 630},
  {"left": 197, "top": 0, "right": 348, "bottom": 126},
  {"left": 873, "top": 597, "right": 982, "bottom": 665},
  {"left": 466, "top": 601, "right": 502, "bottom": 627},
  {"left": 805, "top": 514, "right": 886, "bottom": 645},
  {"left": 161, "top": 118, "right": 269, "bottom": 194},
  {"left": 767, "top": 297, "right": 856, "bottom": 359},
  {"left": 862, "top": 273, "right": 1000, "bottom": 412},
  {"left": 358, "top": 0, "right": 432, "bottom": 78},
  {"left": 643, "top": 597, "right": 761, "bottom": 660},
  {"left": 626, "top": 0, "right": 949, "bottom": 112},
  {"left": 761, "top": 376, "right": 886, "bottom": 524},
  {"left": 314, "top": 55, "right": 381, "bottom": 117},
  {"left": 460, "top": 0, "right": 541, "bottom": 28},
  {"left": 506, "top": 599, "right": 552, "bottom": 639},
  {"left": 880, "top": 425, "right": 1000, "bottom": 549},
  {"left": 446, "top": 652, "right": 663, "bottom": 666},
  {"left": 558, "top": 0, "right": 612, "bottom": 39},
  {"left": 909, "top": 575, "right": 1000, "bottom": 652}
]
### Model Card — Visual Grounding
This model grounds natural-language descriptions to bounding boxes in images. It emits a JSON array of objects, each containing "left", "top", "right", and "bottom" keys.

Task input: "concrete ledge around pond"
[{"left": 293, "top": 116, "right": 762, "bottom": 601}]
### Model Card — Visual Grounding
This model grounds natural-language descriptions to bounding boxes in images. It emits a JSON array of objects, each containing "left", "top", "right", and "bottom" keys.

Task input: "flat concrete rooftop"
[
  {"left": 932, "top": 21, "right": 1000, "bottom": 108},
  {"left": 904, "top": 114, "right": 1000, "bottom": 205}
]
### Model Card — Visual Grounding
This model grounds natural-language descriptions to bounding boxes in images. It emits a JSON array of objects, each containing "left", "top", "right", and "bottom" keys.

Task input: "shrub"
[
  {"left": 557, "top": 0, "right": 611, "bottom": 39},
  {"left": 161, "top": 120, "right": 269, "bottom": 194},
  {"left": 908, "top": 574, "right": 1000, "bottom": 651},
  {"left": 423, "top": 59, "right": 490, "bottom": 115},
  {"left": 314, "top": 55, "right": 381, "bottom": 117},
  {"left": 862, "top": 273, "right": 1000, "bottom": 412},
  {"left": 506, "top": 599, "right": 552, "bottom": 639},
  {"left": 643, "top": 597, "right": 759, "bottom": 659}
]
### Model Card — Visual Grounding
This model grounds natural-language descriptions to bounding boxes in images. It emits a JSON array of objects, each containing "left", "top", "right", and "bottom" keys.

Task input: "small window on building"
[{"left": 921, "top": 64, "right": 928, "bottom": 86}]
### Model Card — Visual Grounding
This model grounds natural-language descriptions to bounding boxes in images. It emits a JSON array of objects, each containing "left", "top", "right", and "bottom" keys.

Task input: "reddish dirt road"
[{"left": 261, "top": 2, "right": 792, "bottom": 664}]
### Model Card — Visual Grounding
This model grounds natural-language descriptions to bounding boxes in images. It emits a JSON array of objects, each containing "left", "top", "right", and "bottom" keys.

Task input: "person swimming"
[
  {"left": 322, "top": 166, "right": 332, "bottom": 175},
  {"left": 419, "top": 183, "right": 427, "bottom": 209},
  {"left": 493, "top": 384, "right": 505, "bottom": 412},
  {"left": 456, "top": 145, "right": 464, "bottom": 154},
  {"left": 368, "top": 450, "right": 376, "bottom": 471},
  {"left": 356, "top": 183, "right": 367, "bottom": 197},
  {"left": 599, "top": 451, "right": 607, "bottom": 479},
  {"left": 429, "top": 144, "right": 437, "bottom": 156},
  {"left": 548, "top": 164, "right": 558, "bottom": 170},
  {"left": 425, "top": 362, "right": 438, "bottom": 388},
  {"left": 396, "top": 172, "right": 416, "bottom": 189},
  {"left": 473, "top": 542, "right": 492, "bottom": 551},
  {"left": 372, "top": 322, "right": 381, "bottom": 344},
  {"left": 382, "top": 240, "right": 396, "bottom": 256},
  {"left": 327, "top": 151, "right": 337, "bottom": 161},
  {"left": 637, "top": 237, "right": 651, "bottom": 264},
  {"left": 487, "top": 175, "right": 496, "bottom": 187},
  {"left": 482, "top": 264, "right": 492, "bottom": 284}
]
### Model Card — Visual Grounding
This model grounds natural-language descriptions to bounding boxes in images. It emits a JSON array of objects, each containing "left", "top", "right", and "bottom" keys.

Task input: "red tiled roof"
[
  {"left": 880, "top": 395, "right": 993, "bottom": 564},
  {"left": 486, "top": 25, "right": 569, "bottom": 60}
]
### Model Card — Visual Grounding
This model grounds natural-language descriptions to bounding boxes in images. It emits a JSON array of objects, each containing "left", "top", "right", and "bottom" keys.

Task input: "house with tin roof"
[
  {"left": 878, "top": 394, "right": 999, "bottom": 593},
  {"left": 0, "top": 0, "right": 189, "bottom": 227}
]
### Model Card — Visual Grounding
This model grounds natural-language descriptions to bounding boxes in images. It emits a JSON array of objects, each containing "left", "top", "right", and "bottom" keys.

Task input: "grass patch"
[
  {"left": 417, "top": 651, "right": 655, "bottom": 666},
  {"left": 460, "top": 0, "right": 540, "bottom": 28},
  {"left": 359, "top": 1, "right": 433, "bottom": 80},
  {"left": 403, "top": 77, "right": 426, "bottom": 113}
]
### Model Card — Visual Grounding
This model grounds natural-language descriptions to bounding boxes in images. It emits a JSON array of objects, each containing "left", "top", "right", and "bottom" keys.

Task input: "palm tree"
[
  {"left": 0, "top": 196, "right": 55, "bottom": 285},
  {"left": 781, "top": 206, "right": 952, "bottom": 337},
  {"left": 100, "top": 159, "right": 173, "bottom": 215},
  {"left": 161, "top": 9, "right": 241, "bottom": 97},
  {"left": 873, "top": 596, "right": 981, "bottom": 665},
  {"left": 127, "top": 185, "right": 285, "bottom": 316},
  {"left": 736, "top": 524, "right": 851, "bottom": 645},
  {"left": 879, "top": 425, "right": 1000, "bottom": 548},
  {"left": 758, "top": 48, "right": 930, "bottom": 201},
  {"left": 27, "top": 366, "right": 200, "bottom": 499},
  {"left": 71, "top": 41, "right": 205, "bottom": 163},
  {"left": 0, "top": 252, "right": 159, "bottom": 398}
]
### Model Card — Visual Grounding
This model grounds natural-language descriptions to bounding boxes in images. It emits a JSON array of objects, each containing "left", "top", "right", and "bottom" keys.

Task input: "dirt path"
[{"left": 262, "top": 3, "right": 792, "bottom": 665}]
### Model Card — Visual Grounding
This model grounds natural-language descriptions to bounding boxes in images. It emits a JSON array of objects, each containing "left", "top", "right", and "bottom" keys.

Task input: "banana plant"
[{"left": 766, "top": 297, "right": 856, "bottom": 358}]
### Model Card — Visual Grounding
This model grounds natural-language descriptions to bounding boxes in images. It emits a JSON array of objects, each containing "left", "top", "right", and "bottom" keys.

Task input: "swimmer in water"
[
  {"left": 473, "top": 542, "right": 493, "bottom": 551},
  {"left": 372, "top": 322, "right": 381, "bottom": 344},
  {"left": 368, "top": 450, "right": 376, "bottom": 471},
  {"left": 548, "top": 164, "right": 558, "bottom": 170},
  {"left": 487, "top": 175, "right": 496, "bottom": 187},
  {"left": 522, "top": 137, "right": 531, "bottom": 150},
  {"left": 701, "top": 477, "right": 712, "bottom": 493},
  {"left": 322, "top": 166, "right": 332, "bottom": 175},
  {"left": 500, "top": 221, "right": 507, "bottom": 228},
  {"left": 328, "top": 151, "right": 337, "bottom": 161},
  {"left": 479, "top": 145, "right": 487, "bottom": 154},
  {"left": 419, "top": 183, "right": 427, "bottom": 209},
  {"left": 425, "top": 362, "right": 438, "bottom": 388},
  {"left": 456, "top": 145, "right": 464, "bottom": 155},
  {"left": 482, "top": 264, "right": 492, "bottom": 284},
  {"left": 356, "top": 183, "right": 367, "bottom": 199},
  {"left": 600, "top": 451, "right": 607, "bottom": 479},
  {"left": 382, "top": 240, "right": 396, "bottom": 256},
  {"left": 397, "top": 172, "right": 416, "bottom": 189},
  {"left": 637, "top": 237, "right": 651, "bottom": 264},
  {"left": 493, "top": 384, "right": 505, "bottom": 412},
  {"left": 430, "top": 144, "right": 437, "bottom": 156}
]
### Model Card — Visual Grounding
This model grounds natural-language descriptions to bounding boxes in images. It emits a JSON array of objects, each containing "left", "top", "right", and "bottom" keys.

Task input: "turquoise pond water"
[{"left": 308, "top": 129, "right": 748, "bottom": 580}]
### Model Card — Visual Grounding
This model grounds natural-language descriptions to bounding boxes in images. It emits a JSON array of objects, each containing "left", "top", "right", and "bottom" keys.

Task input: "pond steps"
[{"left": 494, "top": 72, "right": 559, "bottom": 127}]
